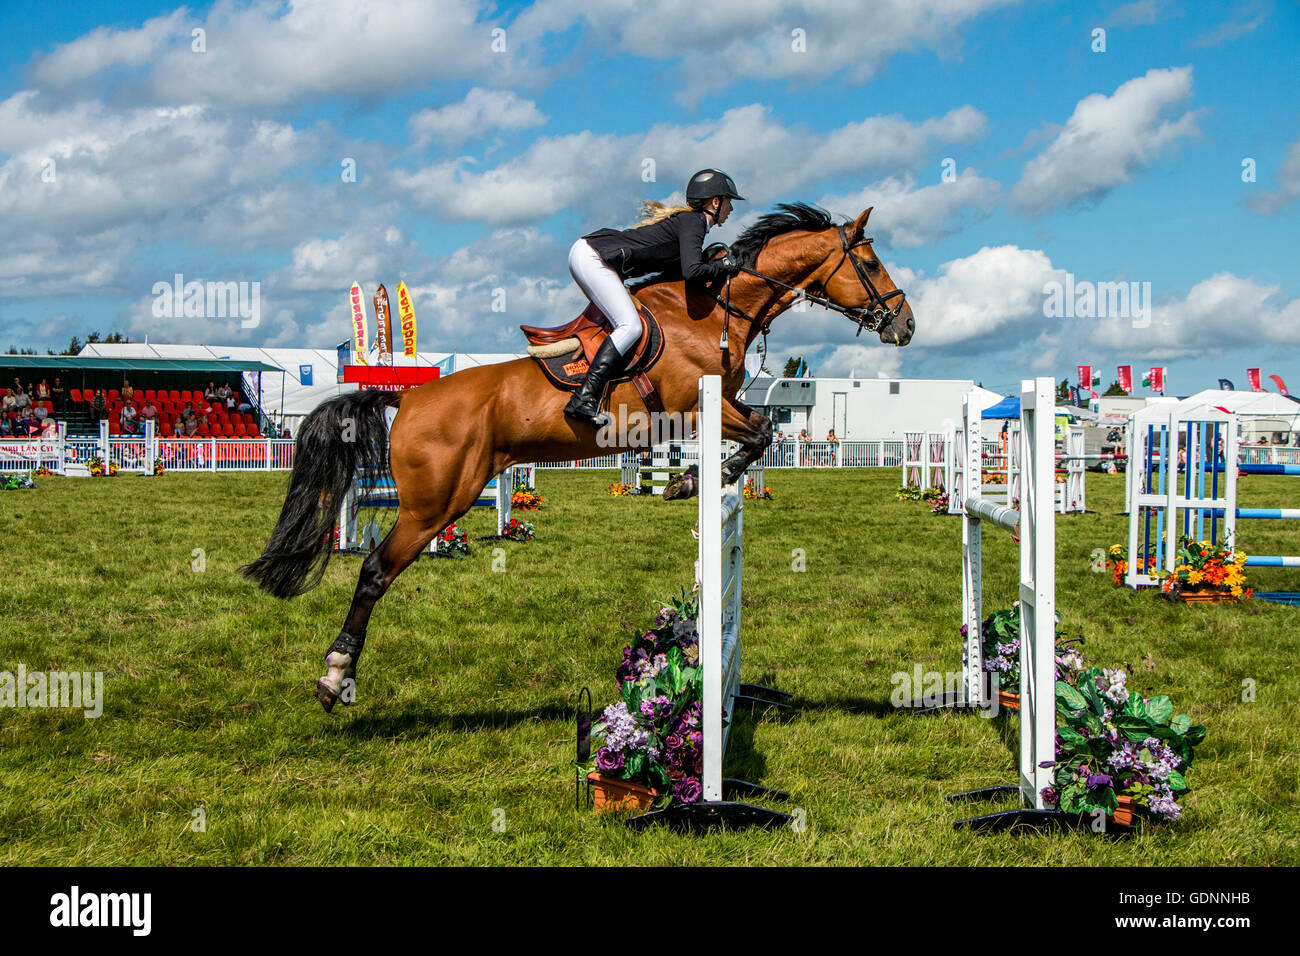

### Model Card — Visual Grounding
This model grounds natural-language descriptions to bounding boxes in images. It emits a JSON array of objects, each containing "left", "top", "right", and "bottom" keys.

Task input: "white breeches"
[{"left": 568, "top": 239, "right": 642, "bottom": 355}]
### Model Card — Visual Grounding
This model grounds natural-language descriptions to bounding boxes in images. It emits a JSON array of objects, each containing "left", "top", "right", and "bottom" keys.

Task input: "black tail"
[{"left": 240, "top": 389, "right": 398, "bottom": 598}]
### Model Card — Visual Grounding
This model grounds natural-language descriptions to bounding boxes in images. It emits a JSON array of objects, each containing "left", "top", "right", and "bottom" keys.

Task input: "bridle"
[{"left": 712, "top": 223, "right": 908, "bottom": 340}]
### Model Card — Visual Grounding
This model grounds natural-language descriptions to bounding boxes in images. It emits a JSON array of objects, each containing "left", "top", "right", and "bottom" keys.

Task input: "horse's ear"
[{"left": 850, "top": 207, "right": 873, "bottom": 240}]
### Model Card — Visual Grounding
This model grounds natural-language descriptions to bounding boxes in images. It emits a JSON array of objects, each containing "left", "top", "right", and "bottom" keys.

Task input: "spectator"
[
  {"left": 827, "top": 429, "right": 839, "bottom": 444},
  {"left": 36, "top": 379, "right": 50, "bottom": 401},
  {"left": 797, "top": 428, "right": 810, "bottom": 443},
  {"left": 120, "top": 402, "right": 138, "bottom": 436},
  {"left": 50, "top": 377, "right": 65, "bottom": 413},
  {"left": 0, "top": 415, "right": 12, "bottom": 437},
  {"left": 204, "top": 381, "right": 219, "bottom": 403},
  {"left": 90, "top": 389, "right": 107, "bottom": 421},
  {"left": 33, "top": 404, "right": 47, "bottom": 423},
  {"left": 121, "top": 379, "right": 134, "bottom": 404},
  {"left": 12, "top": 384, "right": 30, "bottom": 411},
  {"left": 172, "top": 419, "right": 185, "bottom": 438},
  {"left": 217, "top": 382, "right": 233, "bottom": 404},
  {"left": 140, "top": 398, "right": 159, "bottom": 422},
  {"left": 1, "top": 390, "right": 15, "bottom": 414}
]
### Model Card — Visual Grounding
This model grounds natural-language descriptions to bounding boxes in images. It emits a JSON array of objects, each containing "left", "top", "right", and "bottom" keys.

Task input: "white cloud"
[
  {"left": 393, "top": 103, "right": 987, "bottom": 224},
  {"left": 903, "top": 245, "right": 1062, "bottom": 347},
  {"left": 30, "top": 10, "right": 189, "bottom": 86},
  {"left": 31, "top": 0, "right": 505, "bottom": 109},
  {"left": 817, "top": 169, "right": 1001, "bottom": 248},
  {"left": 815, "top": 344, "right": 904, "bottom": 379},
  {"left": 1090, "top": 272, "right": 1300, "bottom": 358},
  {"left": 409, "top": 88, "right": 546, "bottom": 148},
  {"left": 511, "top": 0, "right": 1020, "bottom": 100},
  {"left": 1013, "top": 67, "right": 1201, "bottom": 216},
  {"left": 1246, "top": 139, "right": 1300, "bottom": 215}
]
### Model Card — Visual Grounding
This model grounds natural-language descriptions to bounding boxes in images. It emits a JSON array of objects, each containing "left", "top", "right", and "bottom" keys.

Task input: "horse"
[{"left": 240, "top": 202, "right": 915, "bottom": 711}]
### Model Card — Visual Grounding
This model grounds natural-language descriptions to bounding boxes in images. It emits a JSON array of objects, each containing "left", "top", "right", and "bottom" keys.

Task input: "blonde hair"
[{"left": 636, "top": 200, "right": 696, "bottom": 226}]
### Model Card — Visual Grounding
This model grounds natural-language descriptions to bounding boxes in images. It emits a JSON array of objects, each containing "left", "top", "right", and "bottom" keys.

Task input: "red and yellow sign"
[
  {"left": 349, "top": 282, "right": 369, "bottom": 366},
  {"left": 396, "top": 281, "right": 418, "bottom": 357}
]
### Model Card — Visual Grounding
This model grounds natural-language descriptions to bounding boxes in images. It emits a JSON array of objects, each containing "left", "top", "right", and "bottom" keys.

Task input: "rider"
[{"left": 563, "top": 169, "right": 745, "bottom": 425}]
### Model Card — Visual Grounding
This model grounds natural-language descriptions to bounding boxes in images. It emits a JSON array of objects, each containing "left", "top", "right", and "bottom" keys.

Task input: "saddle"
[{"left": 520, "top": 301, "right": 666, "bottom": 414}]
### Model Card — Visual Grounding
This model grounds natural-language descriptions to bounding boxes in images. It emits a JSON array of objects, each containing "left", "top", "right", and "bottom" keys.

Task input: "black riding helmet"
[{"left": 685, "top": 169, "right": 744, "bottom": 203}]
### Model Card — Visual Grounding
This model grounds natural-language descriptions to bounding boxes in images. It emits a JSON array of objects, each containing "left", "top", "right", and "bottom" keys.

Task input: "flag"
[
  {"left": 1142, "top": 367, "right": 1165, "bottom": 394},
  {"left": 349, "top": 282, "right": 369, "bottom": 366},
  {"left": 1077, "top": 365, "right": 1094, "bottom": 389},
  {"left": 396, "top": 281, "right": 418, "bottom": 357},
  {"left": 1270, "top": 374, "right": 1289, "bottom": 396},
  {"left": 373, "top": 284, "right": 393, "bottom": 367},
  {"left": 1117, "top": 365, "right": 1132, "bottom": 394},
  {"left": 1247, "top": 368, "right": 1262, "bottom": 391},
  {"left": 1218, "top": 378, "right": 1234, "bottom": 391}
]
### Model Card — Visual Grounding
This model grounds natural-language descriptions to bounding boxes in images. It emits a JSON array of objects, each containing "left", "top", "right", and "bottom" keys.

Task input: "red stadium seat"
[
  {"left": 108, "top": 390, "right": 119, "bottom": 402},
  {"left": 167, "top": 390, "right": 180, "bottom": 402},
  {"left": 70, "top": 389, "right": 82, "bottom": 403},
  {"left": 108, "top": 420, "right": 121, "bottom": 435}
]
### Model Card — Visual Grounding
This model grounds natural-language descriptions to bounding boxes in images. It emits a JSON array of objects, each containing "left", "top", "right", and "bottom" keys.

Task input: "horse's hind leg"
[{"left": 317, "top": 509, "right": 440, "bottom": 712}]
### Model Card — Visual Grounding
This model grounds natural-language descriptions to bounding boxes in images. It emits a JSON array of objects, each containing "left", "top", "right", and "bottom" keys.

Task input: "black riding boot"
[{"left": 564, "top": 338, "right": 625, "bottom": 426}]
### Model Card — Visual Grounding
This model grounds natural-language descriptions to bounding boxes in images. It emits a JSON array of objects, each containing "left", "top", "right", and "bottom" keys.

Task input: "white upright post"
[
  {"left": 1018, "top": 377, "right": 1056, "bottom": 810},
  {"left": 960, "top": 396, "right": 985, "bottom": 705},
  {"left": 98, "top": 419, "right": 109, "bottom": 467}
]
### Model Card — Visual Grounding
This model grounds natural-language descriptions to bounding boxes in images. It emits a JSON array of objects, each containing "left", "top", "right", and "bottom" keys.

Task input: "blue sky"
[{"left": 0, "top": 0, "right": 1296, "bottom": 396}]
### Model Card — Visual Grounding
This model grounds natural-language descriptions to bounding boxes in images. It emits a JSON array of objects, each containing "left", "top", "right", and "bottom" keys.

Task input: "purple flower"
[
  {"left": 665, "top": 733, "right": 684, "bottom": 753},
  {"left": 1086, "top": 772, "right": 1113, "bottom": 789},
  {"left": 595, "top": 747, "right": 624, "bottom": 773},
  {"left": 674, "top": 776, "right": 703, "bottom": 803}
]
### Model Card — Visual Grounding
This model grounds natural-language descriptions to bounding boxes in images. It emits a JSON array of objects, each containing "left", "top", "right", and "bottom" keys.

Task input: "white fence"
[{"left": 0, "top": 422, "right": 299, "bottom": 473}]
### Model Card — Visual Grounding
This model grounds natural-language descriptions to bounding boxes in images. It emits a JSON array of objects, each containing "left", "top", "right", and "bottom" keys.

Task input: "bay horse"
[{"left": 241, "top": 203, "right": 914, "bottom": 711}]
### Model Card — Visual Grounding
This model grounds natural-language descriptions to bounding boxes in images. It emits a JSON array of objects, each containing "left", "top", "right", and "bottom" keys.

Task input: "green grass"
[{"left": 2, "top": 468, "right": 1298, "bottom": 865}]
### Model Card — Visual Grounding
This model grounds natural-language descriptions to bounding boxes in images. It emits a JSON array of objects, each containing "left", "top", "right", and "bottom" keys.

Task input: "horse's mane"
[
  {"left": 628, "top": 202, "right": 837, "bottom": 293},
  {"left": 729, "top": 202, "right": 836, "bottom": 269}
]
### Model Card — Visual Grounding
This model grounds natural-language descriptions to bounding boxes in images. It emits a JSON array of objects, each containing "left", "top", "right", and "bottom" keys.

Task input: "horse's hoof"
[
  {"left": 315, "top": 679, "right": 339, "bottom": 713},
  {"left": 663, "top": 475, "right": 697, "bottom": 500}
]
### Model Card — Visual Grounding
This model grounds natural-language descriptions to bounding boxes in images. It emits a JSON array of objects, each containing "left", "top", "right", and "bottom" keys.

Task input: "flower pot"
[
  {"left": 997, "top": 690, "right": 1020, "bottom": 712},
  {"left": 1171, "top": 590, "right": 1237, "bottom": 604},
  {"left": 586, "top": 772, "right": 660, "bottom": 813},
  {"left": 1111, "top": 794, "right": 1137, "bottom": 827}
]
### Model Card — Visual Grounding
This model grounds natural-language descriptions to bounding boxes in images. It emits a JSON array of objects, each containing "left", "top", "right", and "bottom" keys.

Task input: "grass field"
[{"left": 2, "top": 466, "right": 1298, "bottom": 865}]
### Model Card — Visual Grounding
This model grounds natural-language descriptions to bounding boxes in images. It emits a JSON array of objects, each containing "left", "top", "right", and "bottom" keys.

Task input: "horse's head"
[{"left": 817, "top": 207, "right": 914, "bottom": 347}]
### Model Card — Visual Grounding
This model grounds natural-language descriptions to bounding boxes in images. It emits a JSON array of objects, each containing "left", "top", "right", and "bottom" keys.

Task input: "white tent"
[{"left": 1161, "top": 389, "right": 1300, "bottom": 443}]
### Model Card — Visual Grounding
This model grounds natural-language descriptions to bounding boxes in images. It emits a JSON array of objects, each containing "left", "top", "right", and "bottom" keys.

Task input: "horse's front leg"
[
  {"left": 665, "top": 398, "right": 771, "bottom": 499},
  {"left": 720, "top": 398, "right": 772, "bottom": 485}
]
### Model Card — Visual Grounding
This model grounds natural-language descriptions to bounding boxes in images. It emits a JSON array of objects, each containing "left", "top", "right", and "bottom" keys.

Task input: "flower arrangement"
[
  {"left": 2, "top": 472, "right": 37, "bottom": 490},
  {"left": 35, "top": 466, "right": 53, "bottom": 477},
  {"left": 608, "top": 481, "right": 634, "bottom": 496},
  {"left": 930, "top": 492, "right": 949, "bottom": 515},
  {"left": 1104, "top": 544, "right": 1136, "bottom": 585},
  {"left": 896, "top": 484, "right": 924, "bottom": 501},
  {"left": 1160, "top": 536, "right": 1251, "bottom": 599},
  {"left": 500, "top": 517, "right": 535, "bottom": 541},
  {"left": 981, "top": 471, "right": 1007, "bottom": 486},
  {"left": 436, "top": 523, "right": 470, "bottom": 557},
  {"left": 962, "top": 605, "right": 1086, "bottom": 692},
  {"left": 1044, "top": 667, "right": 1206, "bottom": 823},
  {"left": 511, "top": 484, "right": 544, "bottom": 510},
  {"left": 588, "top": 594, "right": 707, "bottom": 807},
  {"left": 152, "top": 456, "right": 166, "bottom": 476},
  {"left": 88, "top": 456, "right": 118, "bottom": 477},
  {"left": 743, "top": 478, "right": 773, "bottom": 500}
]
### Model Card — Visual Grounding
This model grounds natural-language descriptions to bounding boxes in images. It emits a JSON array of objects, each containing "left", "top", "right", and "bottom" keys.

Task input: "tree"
[
  {"left": 783, "top": 356, "right": 811, "bottom": 377},
  {"left": 1056, "top": 378, "right": 1071, "bottom": 402},
  {"left": 1102, "top": 380, "right": 1127, "bottom": 396}
]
